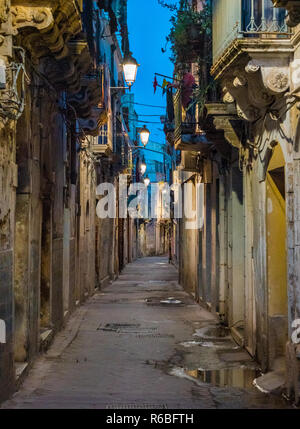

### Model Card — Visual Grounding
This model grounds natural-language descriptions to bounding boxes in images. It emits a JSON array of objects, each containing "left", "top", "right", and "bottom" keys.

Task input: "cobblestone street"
[{"left": 2, "top": 257, "right": 290, "bottom": 409}]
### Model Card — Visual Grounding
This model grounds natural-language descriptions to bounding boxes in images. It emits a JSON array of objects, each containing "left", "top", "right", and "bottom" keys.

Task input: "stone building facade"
[
  {"left": 0, "top": 0, "right": 136, "bottom": 402},
  {"left": 167, "top": 0, "right": 300, "bottom": 400}
]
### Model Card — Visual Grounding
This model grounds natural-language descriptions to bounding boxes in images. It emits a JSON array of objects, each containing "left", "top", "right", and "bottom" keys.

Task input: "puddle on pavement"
[
  {"left": 169, "top": 366, "right": 260, "bottom": 389},
  {"left": 160, "top": 298, "right": 182, "bottom": 305},
  {"left": 193, "top": 325, "right": 231, "bottom": 340},
  {"left": 146, "top": 297, "right": 185, "bottom": 306},
  {"left": 180, "top": 340, "right": 239, "bottom": 350}
]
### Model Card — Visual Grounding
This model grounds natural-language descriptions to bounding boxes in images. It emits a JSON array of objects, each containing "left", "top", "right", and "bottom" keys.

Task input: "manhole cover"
[{"left": 98, "top": 323, "right": 157, "bottom": 334}]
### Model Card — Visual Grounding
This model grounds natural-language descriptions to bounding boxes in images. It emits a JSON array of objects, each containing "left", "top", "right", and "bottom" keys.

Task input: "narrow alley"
[{"left": 2, "top": 258, "right": 289, "bottom": 409}]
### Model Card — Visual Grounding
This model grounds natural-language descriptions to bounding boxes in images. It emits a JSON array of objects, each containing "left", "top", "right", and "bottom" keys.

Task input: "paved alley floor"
[{"left": 2, "top": 257, "right": 290, "bottom": 409}]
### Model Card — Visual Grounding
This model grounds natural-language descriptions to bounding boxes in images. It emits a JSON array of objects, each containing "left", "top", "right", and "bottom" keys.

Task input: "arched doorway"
[{"left": 266, "top": 143, "right": 288, "bottom": 369}]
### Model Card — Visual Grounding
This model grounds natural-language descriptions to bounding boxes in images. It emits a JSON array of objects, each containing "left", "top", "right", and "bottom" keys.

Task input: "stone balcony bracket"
[
  {"left": 205, "top": 103, "right": 244, "bottom": 152},
  {"left": 78, "top": 107, "right": 108, "bottom": 137},
  {"left": 68, "top": 65, "right": 110, "bottom": 134},
  {"left": 272, "top": 1, "right": 300, "bottom": 27},
  {"left": 0, "top": 1, "right": 82, "bottom": 59},
  {"left": 219, "top": 55, "right": 291, "bottom": 123},
  {"left": 68, "top": 75, "right": 104, "bottom": 119}
]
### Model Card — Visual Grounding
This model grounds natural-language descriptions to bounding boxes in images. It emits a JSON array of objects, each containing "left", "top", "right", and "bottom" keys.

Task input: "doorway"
[
  {"left": 266, "top": 144, "right": 288, "bottom": 368},
  {"left": 229, "top": 165, "right": 245, "bottom": 346}
]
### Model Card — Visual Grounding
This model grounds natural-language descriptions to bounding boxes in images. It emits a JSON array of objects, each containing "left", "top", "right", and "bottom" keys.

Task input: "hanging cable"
[
  {"left": 0, "top": 46, "right": 28, "bottom": 121},
  {"left": 131, "top": 102, "right": 166, "bottom": 109},
  {"left": 122, "top": 113, "right": 164, "bottom": 117}
]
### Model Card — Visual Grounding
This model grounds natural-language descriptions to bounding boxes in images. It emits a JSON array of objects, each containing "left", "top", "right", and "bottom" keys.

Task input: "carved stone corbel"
[
  {"left": 205, "top": 103, "right": 243, "bottom": 150},
  {"left": 221, "top": 72, "right": 262, "bottom": 122},
  {"left": 272, "top": 1, "right": 300, "bottom": 27},
  {"left": 43, "top": 41, "right": 90, "bottom": 92},
  {"left": 220, "top": 55, "right": 290, "bottom": 123},
  {"left": 11, "top": 6, "right": 53, "bottom": 33},
  {"left": 213, "top": 116, "right": 242, "bottom": 149},
  {"left": 10, "top": 1, "right": 82, "bottom": 60},
  {"left": 79, "top": 107, "right": 106, "bottom": 137},
  {"left": 68, "top": 78, "right": 103, "bottom": 118}
]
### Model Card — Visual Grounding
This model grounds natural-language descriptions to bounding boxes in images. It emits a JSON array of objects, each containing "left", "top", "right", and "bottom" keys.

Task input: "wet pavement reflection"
[{"left": 185, "top": 367, "right": 260, "bottom": 389}]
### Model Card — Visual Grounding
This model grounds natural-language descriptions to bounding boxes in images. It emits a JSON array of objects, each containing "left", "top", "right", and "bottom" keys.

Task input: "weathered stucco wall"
[{"left": 0, "top": 120, "right": 16, "bottom": 400}]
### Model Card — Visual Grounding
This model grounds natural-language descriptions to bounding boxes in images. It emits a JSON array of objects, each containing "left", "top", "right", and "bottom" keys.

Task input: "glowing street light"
[
  {"left": 121, "top": 52, "right": 139, "bottom": 88},
  {"left": 140, "top": 162, "right": 147, "bottom": 175},
  {"left": 140, "top": 125, "right": 150, "bottom": 147},
  {"left": 144, "top": 175, "right": 150, "bottom": 187}
]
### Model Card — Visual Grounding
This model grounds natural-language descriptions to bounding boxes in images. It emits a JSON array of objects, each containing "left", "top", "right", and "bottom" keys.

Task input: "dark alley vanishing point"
[{"left": 2, "top": 257, "right": 290, "bottom": 409}]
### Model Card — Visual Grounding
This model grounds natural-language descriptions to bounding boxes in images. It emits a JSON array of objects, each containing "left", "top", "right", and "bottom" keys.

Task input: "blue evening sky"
[{"left": 127, "top": 0, "right": 174, "bottom": 147}]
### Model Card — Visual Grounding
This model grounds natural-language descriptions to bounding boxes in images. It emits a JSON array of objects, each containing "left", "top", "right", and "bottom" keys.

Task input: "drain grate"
[{"left": 97, "top": 323, "right": 158, "bottom": 334}]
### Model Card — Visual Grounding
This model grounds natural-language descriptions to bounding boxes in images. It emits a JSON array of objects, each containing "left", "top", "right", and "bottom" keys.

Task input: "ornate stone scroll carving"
[
  {"left": 219, "top": 55, "right": 290, "bottom": 123},
  {"left": 68, "top": 78, "right": 103, "bottom": 118},
  {"left": 68, "top": 64, "right": 111, "bottom": 136},
  {"left": 11, "top": 6, "right": 53, "bottom": 31},
  {"left": 78, "top": 108, "right": 104, "bottom": 137},
  {"left": 287, "top": 5, "right": 300, "bottom": 27},
  {"left": 0, "top": 0, "right": 10, "bottom": 25},
  {"left": 43, "top": 40, "right": 90, "bottom": 92},
  {"left": 266, "top": 70, "right": 289, "bottom": 94},
  {"left": 10, "top": 1, "right": 82, "bottom": 59},
  {"left": 272, "top": 1, "right": 300, "bottom": 27}
]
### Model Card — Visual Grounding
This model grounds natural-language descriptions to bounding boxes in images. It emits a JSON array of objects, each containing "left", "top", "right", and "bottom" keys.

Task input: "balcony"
[
  {"left": 211, "top": 0, "right": 294, "bottom": 123},
  {"left": 70, "top": 64, "right": 112, "bottom": 136},
  {"left": 91, "top": 124, "right": 113, "bottom": 157},
  {"left": 174, "top": 88, "right": 213, "bottom": 152},
  {"left": 212, "top": 0, "right": 290, "bottom": 64},
  {"left": 271, "top": 1, "right": 300, "bottom": 27}
]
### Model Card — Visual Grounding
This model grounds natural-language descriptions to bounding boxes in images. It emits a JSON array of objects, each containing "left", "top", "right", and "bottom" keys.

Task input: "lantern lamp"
[
  {"left": 140, "top": 125, "right": 150, "bottom": 147},
  {"left": 121, "top": 52, "right": 139, "bottom": 88},
  {"left": 140, "top": 162, "right": 147, "bottom": 175},
  {"left": 144, "top": 175, "right": 150, "bottom": 187}
]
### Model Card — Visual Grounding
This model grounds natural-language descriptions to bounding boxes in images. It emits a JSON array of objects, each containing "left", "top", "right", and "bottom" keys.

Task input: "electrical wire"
[
  {"left": 126, "top": 113, "right": 164, "bottom": 117},
  {"left": 0, "top": 46, "right": 28, "bottom": 121},
  {"left": 131, "top": 102, "right": 166, "bottom": 109},
  {"left": 129, "top": 119, "right": 163, "bottom": 124}
]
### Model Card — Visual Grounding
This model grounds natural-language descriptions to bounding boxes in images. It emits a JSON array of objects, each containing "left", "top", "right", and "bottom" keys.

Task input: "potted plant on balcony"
[{"left": 165, "top": 3, "right": 212, "bottom": 65}]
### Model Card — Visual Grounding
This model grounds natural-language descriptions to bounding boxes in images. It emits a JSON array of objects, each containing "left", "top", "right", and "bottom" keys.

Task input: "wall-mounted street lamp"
[
  {"left": 140, "top": 125, "right": 150, "bottom": 147},
  {"left": 121, "top": 52, "right": 139, "bottom": 89},
  {"left": 144, "top": 175, "right": 150, "bottom": 187},
  {"left": 140, "top": 162, "right": 147, "bottom": 175}
]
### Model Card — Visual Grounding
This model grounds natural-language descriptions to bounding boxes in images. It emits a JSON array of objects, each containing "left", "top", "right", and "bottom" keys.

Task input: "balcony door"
[{"left": 242, "top": 0, "right": 286, "bottom": 32}]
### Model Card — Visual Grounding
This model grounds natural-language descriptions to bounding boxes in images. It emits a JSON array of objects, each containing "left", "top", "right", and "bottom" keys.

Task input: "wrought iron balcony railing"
[
  {"left": 174, "top": 88, "right": 196, "bottom": 148},
  {"left": 213, "top": 0, "right": 290, "bottom": 63}
]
